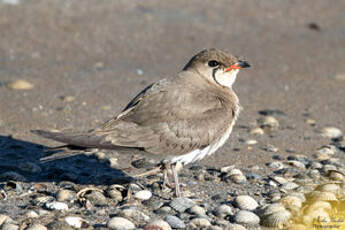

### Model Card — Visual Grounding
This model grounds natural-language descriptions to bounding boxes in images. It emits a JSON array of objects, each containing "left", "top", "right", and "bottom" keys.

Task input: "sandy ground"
[{"left": 1, "top": 0, "right": 345, "bottom": 169}]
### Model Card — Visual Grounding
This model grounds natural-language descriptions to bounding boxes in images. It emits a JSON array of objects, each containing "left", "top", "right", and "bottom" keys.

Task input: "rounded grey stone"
[
  {"left": 164, "top": 215, "right": 186, "bottom": 229},
  {"left": 107, "top": 217, "right": 135, "bottom": 230}
]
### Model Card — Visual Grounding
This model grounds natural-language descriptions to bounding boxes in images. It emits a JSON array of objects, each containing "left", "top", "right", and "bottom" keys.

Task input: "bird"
[{"left": 32, "top": 48, "right": 250, "bottom": 197}]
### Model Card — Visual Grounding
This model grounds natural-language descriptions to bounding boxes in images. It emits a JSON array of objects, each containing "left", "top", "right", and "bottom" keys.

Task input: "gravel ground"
[{"left": 1, "top": 0, "right": 345, "bottom": 229}]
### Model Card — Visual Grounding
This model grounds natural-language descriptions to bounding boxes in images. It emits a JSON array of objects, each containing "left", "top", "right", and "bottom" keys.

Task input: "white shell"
[
  {"left": 234, "top": 195, "right": 258, "bottom": 211},
  {"left": 261, "top": 209, "right": 291, "bottom": 228},
  {"left": 134, "top": 190, "right": 152, "bottom": 200},
  {"left": 45, "top": 201, "right": 68, "bottom": 211}
]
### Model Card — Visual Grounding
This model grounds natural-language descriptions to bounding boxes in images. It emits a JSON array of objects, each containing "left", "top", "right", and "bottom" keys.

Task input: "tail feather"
[{"left": 31, "top": 130, "right": 109, "bottom": 148}]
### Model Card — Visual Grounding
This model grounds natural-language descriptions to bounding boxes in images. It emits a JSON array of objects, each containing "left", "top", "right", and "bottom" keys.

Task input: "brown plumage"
[{"left": 33, "top": 48, "right": 250, "bottom": 196}]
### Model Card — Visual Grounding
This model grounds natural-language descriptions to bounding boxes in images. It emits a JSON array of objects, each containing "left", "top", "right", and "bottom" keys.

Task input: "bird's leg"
[
  {"left": 162, "top": 161, "right": 172, "bottom": 189},
  {"left": 172, "top": 163, "right": 181, "bottom": 197}
]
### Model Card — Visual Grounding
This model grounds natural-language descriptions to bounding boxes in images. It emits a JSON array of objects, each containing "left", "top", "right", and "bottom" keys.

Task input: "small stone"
[
  {"left": 107, "top": 157, "right": 119, "bottom": 168},
  {"left": 189, "top": 218, "right": 211, "bottom": 229},
  {"left": 107, "top": 217, "right": 135, "bottom": 230},
  {"left": 155, "top": 206, "right": 172, "bottom": 215},
  {"left": 213, "top": 204, "right": 233, "bottom": 217},
  {"left": 249, "top": 127, "right": 264, "bottom": 135},
  {"left": 85, "top": 190, "right": 107, "bottom": 206},
  {"left": 145, "top": 219, "right": 172, "bottom": 230},
  {"left": 65, "top": 216, "right": 89, "bottom": 228},
  {"left": 164, "top": 215, "right": 185, "bottom": 229},
  {"left": 25, "top": 224, "right": 47, "bottom": 230},
  {"left": 305, "top": 119, "right": 316, "bottom": 126},
  {"left": 245, "top": 139, "right": 257, "bottom": 145},
  {"left": 119, "top": 208, "right": 150, "bottom": 222},
  {"left": 45, "top": 201, "right": 68, "bottom": 211},
  {"left": 262, "top": 144, "right": 279, "bottom": 152},
  {"left": 319, "top": 127, "right": 343, "bottom": 139},
  {"left": 257, "top": 116, "right": 279, "bottom": 130},
  {"left": 280, "top": 182, "right": 299, "bottom": 190},
  {"left": 318, "top": 145, "right": 337, "bottom": 155},
  {"left": 267, "top": 161, "right": 284, "bottom": 169},
  {"left": 226, "top": 224, "right": 247, "bottom": 230},
  {"left": 220, "top": 165, "right": 235, "bottom": 173},
  {"left": 234, "top": 195, "right": 258, "bottom": 211},
  {"left": 134, "top": 190, "right": 152, "bottom": 200},
  {"left": 233, "top": 210, "right": 260, "bottom": 226},
  {"left": 333, "top": 74, "right": 345, "bottom": 82},
  {"left": 25, "top": 211, "right": 39, "bottom": 218},
  {"left": 56, "top": 189, "right": 76, "bottom": 202},
  {"left": 7, "top": 80, "right": 33, "bottom": 90},
  {"left": 287, "top": 160, "right": 306, "bottom": 170},
  {"left": 271, "top": 176, "right": 288, "bottom": 185},
  {"left": 1, "top": 223, "right": 18, "bottom": 230},
  {"left": 188, "top": 205, "right": 206, "bottom": 216},
  {"left": 0, "top": 215, "right": 13, "bottom": 226},
  {"left": 170, "top": 197, "right": 195, "bottom": 213}
]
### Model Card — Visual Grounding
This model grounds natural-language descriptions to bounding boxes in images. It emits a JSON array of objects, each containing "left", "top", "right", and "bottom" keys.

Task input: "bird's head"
[{"left": 183, "top": 48, "right": 250, "bottom": 88}]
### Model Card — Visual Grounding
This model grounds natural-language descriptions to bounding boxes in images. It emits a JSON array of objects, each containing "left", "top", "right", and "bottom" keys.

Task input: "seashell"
[
  {"left": 233, "top": 210, "right": 260, "bottom": 226},
  {"left": 107, "top": 184, "right": 125, "bottom": 201},
  {"left": 307, "top": 191, "right": 337, "bottom": 201},
  {"left": 328, "top": 170, "right": 345, "bottom": 181},
  {"left": 169, "top": 197, "right": 195, "bottom": 213},
  {"left": 318, "top": 145, "right": 337, "bottom": 155},
  {"left": 304, "top": 201, "right": 332, "bottom": 214},
  {"left": 25, "top": 223, "right": 47, "bottom": 230},
  {"left": 56, "top": 189, "right": 76, "bottom": 202},
  {"left": 228, "top": 168, "right": 244, "bottom": 176},
  {"left": 316, "top": 183, "right": 340, "bottom": 193},
  {"left": 288, "top": 192, "right": 306, "bottom": 203},
  {"left": 261, "top": 209, "right": 291, "bottom": 228},
  {"left": 119, "top": 208, "right": 150, "bottom": 222},
  {"left": 188, "top": 218, "right": 211, "bottom": 229},
  {"left": 220, "top": 165, "right": 235, "bottom": 173},
  {"left": 258, "top": 203, "right": 286, "bottom": 217},
  {"left": 280, "top": 195, "right": 302, "bottom": 212},
  {"left": 234, "top": 195, "right": 258, "bottom": 211},
  {"left": 303, "top": 209, "right": 330, "bottom": 224},
  {"left": 32, "top": 196, "right": 54, "bottom": 206},
  {"left": 287, "top": 224, "right": 307, "bottom": 230},
  {"left": 188, "top": 205, "right": 206, "bottom": 216}
]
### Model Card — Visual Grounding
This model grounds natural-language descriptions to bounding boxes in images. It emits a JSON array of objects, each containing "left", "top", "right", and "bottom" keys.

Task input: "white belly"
[{"left": 171, "top": 119, "right": 236, "bottom": 165}]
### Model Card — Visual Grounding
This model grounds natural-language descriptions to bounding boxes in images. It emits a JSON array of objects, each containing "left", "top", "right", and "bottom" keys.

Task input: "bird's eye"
[{"left": 208, "top": 60, "right": 219, "bottom": 67}]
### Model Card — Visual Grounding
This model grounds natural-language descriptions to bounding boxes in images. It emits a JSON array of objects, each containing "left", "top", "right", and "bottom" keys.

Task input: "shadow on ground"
[{"left": 0, "top": 135, "right": 132, "bottom": 185}]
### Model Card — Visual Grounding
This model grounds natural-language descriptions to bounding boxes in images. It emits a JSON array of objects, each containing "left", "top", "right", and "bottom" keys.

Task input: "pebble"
[
  {"left": 0, "top": 215, "right": 12, "bottom": 226},
  {"left": 170, "top": 197, "right": 195, "bottom": 213},
  {"left": 155, "top": 206, "right": 172, "bottom": 215},
  {"left": 25, "top": 224, "right": 47, "bottom": 230},
  {"left": 267, "top": 161, "right": 284, "bottom": 169},
  {"left": 56, "top": 189, "right": 76, "bottom": 202},
  {"left": 164, "top": 215, "right": 186, "bottom": 229},
  {"left": 65, "top": 216, "right": 89, "bottom": 228},
  {"left": 188, "top": 205, "right": 206, "bottom": 216},
  {"left": 333, "top": 74, "right": 345, "bottom": 82},
  {"left": 44, "top": 201, "right": 68, "bottom": 211},
  {"left": 234, "top": 195, "right": 258, "bottom": 211},
  {"left": 226, "top": 224, "right": 247, "bottom": 230},
  {"left": 107, "top": 217, "right": 135, "bottom": 230},
  {"left": 189, "top": 218, "right": 211, "bottom": 228},
  {"left": 245, "top": 139, "right": 257, "bottom": 145},
  {"left": 145, "top": 219, "right": 172, "bottom": 230},
  {"left": 85, "top": 190, "right": 108, "bottom": 206},
  {"left": 7, "top": 80, "right": 33, "bottom": 90},
  {"left": 287, "top": 160, "right": 306, "bottom": 170},
  {"left": 318, "top": 145, "right": 337, "bottom": 155},
  {"left": 249, "top": 127, "right": 264, "bottom": 135},
  {"left": 120, "top": 208, "right": 150, "bottom": 222},
  {"left": 1, "top": 223, "right": 18, "bottom": 230},
  {"left": 257, "top": 116, "right": 279, "bottom": 129},
  {"left": 233, "top": 210, "right": 260, "bottom": 226},
  {"left": 280, "top": 182, "right": 299, "bottom": 190},
  {"left": 262, "top": 144, "right": 279, "bottom": 152},
  {"left": 319, "top": 127, "right": 343, "bottom": 139},
  {"left": 213, "top": 204, "right": 233, "bottom": 217},
  {"left": 25, "top": 211, "right": 39, "bottom": 218},
  {"left": 134, "top": 190, "right": 152, "bottom": 200}
]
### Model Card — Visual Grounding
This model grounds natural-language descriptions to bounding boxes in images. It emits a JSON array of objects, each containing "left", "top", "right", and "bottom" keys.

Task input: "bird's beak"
[{"left": 225, "top": 60, "right": 250, "bottom": 72}]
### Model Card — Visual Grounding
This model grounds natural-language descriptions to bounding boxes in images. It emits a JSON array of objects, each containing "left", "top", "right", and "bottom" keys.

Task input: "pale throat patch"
[{"left": 215, "top": 69, "right": 239, "bottom": 88}]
